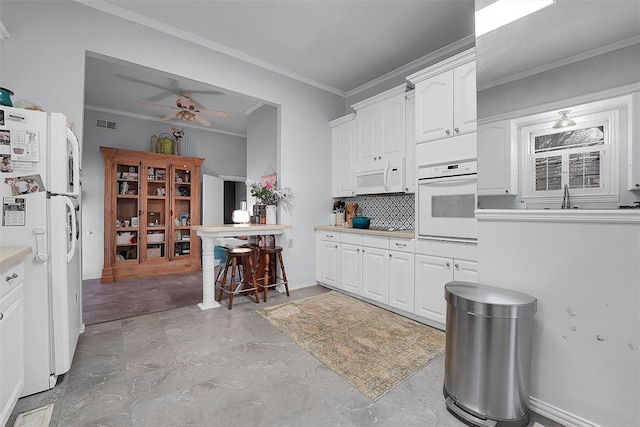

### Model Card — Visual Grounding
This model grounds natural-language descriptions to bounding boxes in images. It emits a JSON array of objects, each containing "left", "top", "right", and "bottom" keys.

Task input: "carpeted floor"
[{"left": 257, "top": 290, "right": 446, "bottom": 400}]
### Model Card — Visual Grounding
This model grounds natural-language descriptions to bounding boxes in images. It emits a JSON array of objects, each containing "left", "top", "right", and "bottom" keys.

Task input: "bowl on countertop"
[{"left": 351, "top": 216, "right": 371, "bottom": 229}]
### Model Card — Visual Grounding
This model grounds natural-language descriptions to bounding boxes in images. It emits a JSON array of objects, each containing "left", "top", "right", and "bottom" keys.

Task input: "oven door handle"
[{"left": 419, "top": 175, "right": 477, "bottom": 186}]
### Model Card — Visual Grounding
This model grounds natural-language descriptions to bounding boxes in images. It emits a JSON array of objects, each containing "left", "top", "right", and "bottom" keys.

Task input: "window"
[
  {"left": 516, "top": 96, "right": 628, "bottom": 204},
  {"left": 531, "top": 123, "right": 607, "bottom": 195}
]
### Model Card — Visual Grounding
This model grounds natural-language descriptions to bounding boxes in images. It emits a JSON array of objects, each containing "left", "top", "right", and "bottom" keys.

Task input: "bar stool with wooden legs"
[
  {"left": 255, "top": 245, "right": 290, "bottom": 302},
  {"left": 215, "top": 247, "right": 260, "bottom": 309}
]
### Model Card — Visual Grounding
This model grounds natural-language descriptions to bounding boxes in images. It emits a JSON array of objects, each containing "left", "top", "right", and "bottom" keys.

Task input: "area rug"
[{"left": 257, "top": 291, "right": 445, "bottom": 400}]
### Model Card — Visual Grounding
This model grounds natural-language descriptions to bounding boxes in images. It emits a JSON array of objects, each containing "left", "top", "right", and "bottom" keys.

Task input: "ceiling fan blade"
[
  {"left": 196, "top": 109, "right": 227, "bottom": 118},
  {"left": 140, "top": 101, "right": 179, "bottom": 109},
  {"left": 161, "top": 112, "right": 178, "bottom": 121},
  {"left": 193, "top": 114, "right": 211, "bottom": 127}
]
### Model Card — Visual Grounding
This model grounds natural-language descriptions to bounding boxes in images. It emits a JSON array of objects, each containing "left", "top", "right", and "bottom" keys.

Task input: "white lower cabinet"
[
  {"left": 318, "top": 232, "right": 341, "bottom": 288},
  {"left": 361, "top": 246, "right": 389, "bottom": 304},
  {"left": 388, "top": 250, "right": 415, "bottom": 312},
  {"left": 1, "top": 261, "right": 25, "bottom": 427},
  {"left": 340, "top": 243, "right": 362, "bottom": 294},
  {"left": 414, "top": 255, "right": 478, "bottom": 328}
]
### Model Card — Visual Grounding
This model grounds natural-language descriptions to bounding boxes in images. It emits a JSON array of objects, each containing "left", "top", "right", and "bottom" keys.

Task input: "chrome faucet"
[{"left": 561, "top": 184, "right": 570, "bottom": 209}]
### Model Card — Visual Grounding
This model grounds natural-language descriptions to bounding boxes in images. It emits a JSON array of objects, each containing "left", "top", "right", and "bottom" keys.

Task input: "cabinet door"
[
  {"left": 320, "top": 241, "right": 340, "bottom": 288},
  {"left": 453, "top": 259, "right": 478, "bottom": 283},
  {"left": 141, "top": 160, "right": 169, "bottom": 262},
  {"left": 453, "top": 61, "right": 477, "bottom": 136},
  {"left": 340, "top": 244, "right": 362, "bottom": 295},
  {"left": 629, "top": 92, "right": 640, "bottom": 190},
  {"left": 388, "top": 251, "right": 415, "bottom": 312},
  {"left": 361, "top": 247, "right": 389, "bottom": 304},
  {"left": 332, "top": 120, "right": 356, "bottom": 197},
  {"left": 415, "top": 70, "right": 454, "bottom": 143},
  {"left": 0, "top": 284, "right": 24, "bottom": 427},
  {"left": 478, "top": 120, "right": 518, "bottom": 195},
  {"left": 405, "top": 94, "right": 416, "bottom": 193},
  {"left": 378, "top": 94, "right": 405, "bottom": 159},
  {"left": 414, "top": 254, "right": 452, "bottom": 327},
  {"left": 170, "top": 164, "right": 195, "bottom": 260},
  {"left": 114, "top": 160, "right": 140, "bottom": 263},
  {"left": 356, "top": 105, "right": 379, "bottom": 165}
]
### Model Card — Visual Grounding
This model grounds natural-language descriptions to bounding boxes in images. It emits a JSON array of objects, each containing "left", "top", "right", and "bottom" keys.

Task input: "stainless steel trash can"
[{"left": 443, "top": 281, "right": 537, "bottom": 427}]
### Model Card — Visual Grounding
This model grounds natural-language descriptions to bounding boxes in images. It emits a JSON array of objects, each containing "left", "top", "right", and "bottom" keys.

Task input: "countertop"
[
  {"left": 314, "top": 225, "right": 415, "bottom": 239},
  {"left": 194, "top": 224, "right": 292, "bottom": 237},
  {"left": 0, "top": 246, "right": 32, "bottom": 269}
]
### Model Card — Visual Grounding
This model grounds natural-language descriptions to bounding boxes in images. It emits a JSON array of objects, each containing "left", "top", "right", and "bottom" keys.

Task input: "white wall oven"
[{"left": 418, "top": 160, "right": 477, "bottom": 242}]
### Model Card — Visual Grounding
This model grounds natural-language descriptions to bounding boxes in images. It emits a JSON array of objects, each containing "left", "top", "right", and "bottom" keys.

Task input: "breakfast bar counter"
[{"left": 194, "top": 224, "right": 292, "bottom": 309}]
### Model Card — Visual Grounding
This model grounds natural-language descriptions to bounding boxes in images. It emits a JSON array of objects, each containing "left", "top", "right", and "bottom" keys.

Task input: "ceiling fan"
[{"left": 141, "top": 91, "right": 227, "bottom": 127}]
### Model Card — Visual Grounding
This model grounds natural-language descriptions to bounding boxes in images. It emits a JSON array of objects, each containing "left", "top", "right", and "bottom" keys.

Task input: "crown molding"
[
  {"left": 84, "top": 105, "right": 247, "bottom": 138},
  {"left": 406, "top": 47, "right": 476, "bottom": 85},
  {"left": 478, "top": 36, "right": 640, "bottom": 91},
  {"left": 328, "top": 113, "right": 355, "bottom": 128},
  {"left": 74, "top": 0, "right": 346, "bottom": 97},
  {"left": 347, "top": 34, "right": 476, "bottom": 98},
  {"left": 351, "top": 83, "right": 408, "bottom": 110}
]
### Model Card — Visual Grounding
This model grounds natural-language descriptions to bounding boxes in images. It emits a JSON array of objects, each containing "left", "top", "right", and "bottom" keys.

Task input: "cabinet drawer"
[
  {"left": 1, "top": 262, "right": 24, "bottom": 299},
  {"left": 362, "top": 235, "right": 389, "bottom": 249},
  {"left": 320, "top": 231, "right": 340, "bottom": 243},
  {"left": 389, "top": 238, "right": 414, "bottom": 253},
  {"left": 341, "top": 233, "right": 362, "bottom": 245}
]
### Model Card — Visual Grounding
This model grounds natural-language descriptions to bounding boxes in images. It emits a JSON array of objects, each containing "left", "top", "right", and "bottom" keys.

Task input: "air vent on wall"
[{"left": 95, "top": 118, "right": 117, "bottom": 131}]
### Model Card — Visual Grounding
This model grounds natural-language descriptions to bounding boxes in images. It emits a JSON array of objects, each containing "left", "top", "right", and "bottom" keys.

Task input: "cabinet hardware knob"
[
  {"left": 357, "top": 249, "right": 360, "bottom": 252},
  {"left": 445, "top": 262, "right": 450, "bottom": 268},
  {"left": 0, "top": 313, "right": 3, "bottom": 321},
  {"left": 636, "top": 183, "right": 640, "bottom": 187},
  {"left": 455, "top": 263, "right": 460, "bottom": 270},
  {"left": 5, "top": 273, "right": 18, "bottom": 281},
  {"left": 389, "top": 254, "right": 392, "bottom": 258},
  {"left": 454, "top": 127, "right": 459, "bottom": 133},
  {"left": 445, "top": 129, "right": 450, "bottom": 135}
]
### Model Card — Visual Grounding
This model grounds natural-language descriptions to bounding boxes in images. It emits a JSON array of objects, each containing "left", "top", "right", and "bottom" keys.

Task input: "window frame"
[{"left": 515, "top": 97, "right": 625, "bottom": 205}]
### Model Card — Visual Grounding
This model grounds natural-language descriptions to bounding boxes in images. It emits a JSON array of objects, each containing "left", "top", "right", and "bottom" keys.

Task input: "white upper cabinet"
[
  {"left": 407, "top": 48, "right": 476, "bottom": 144},
  {"left": 330, "top": 114, "right": 356, "bottom": 198},
  {"left": 477, "top": 119, "right": 518, "bottom": 195},
  {"left": 352, "top": 85, "right": 407, "bottom": 168},
  {"left": 453, "top": 61, "right": 477, "bottom": 136},
  {"left": 405, "top": 92, "right": 416, "bottom": 193}
]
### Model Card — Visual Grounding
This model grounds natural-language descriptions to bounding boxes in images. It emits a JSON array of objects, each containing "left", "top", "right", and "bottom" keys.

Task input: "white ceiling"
[
  {"left": 81, "top": 0, "right": 475, "bottom": 136},
  {"left": 81, "top": 0, "right": 639, "bottom": 136},
  {"left": 476, "top": 0, "right": 640, "bottom": 90}
]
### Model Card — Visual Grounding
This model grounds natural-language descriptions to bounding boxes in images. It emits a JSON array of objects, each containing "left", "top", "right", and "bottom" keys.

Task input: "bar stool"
[
  {"left": 216, "top": 247, "right": 260, "bottom": 309},
  {"left": 255, "top": 245, "right": 289, "bottom": 302}
]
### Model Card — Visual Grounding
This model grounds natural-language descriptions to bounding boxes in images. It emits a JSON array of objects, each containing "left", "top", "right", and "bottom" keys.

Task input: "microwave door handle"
[{"left": 383, "top": 163, "right": 389, "bottom": 191}]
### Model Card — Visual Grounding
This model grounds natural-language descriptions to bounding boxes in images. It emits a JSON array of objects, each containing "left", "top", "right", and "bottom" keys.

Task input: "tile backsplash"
[{"left": 339, "top": 193, "right": 415, "bottom": 230}]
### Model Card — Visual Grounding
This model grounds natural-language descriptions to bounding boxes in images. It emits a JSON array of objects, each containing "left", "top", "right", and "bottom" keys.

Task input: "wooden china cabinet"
[{"left": 100, "top": 147, "right": 204, "bottom": 282}]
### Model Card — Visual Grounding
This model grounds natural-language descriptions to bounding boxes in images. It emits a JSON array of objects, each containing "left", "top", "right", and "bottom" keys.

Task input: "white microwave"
[{"left": 354, "top": 157, "right": 405, "bottom": 195}]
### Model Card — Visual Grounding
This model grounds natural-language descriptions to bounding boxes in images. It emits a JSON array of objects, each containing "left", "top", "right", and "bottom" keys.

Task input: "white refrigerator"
[{"left": 0, "top": 106, "right": 82, "bottom": 396}]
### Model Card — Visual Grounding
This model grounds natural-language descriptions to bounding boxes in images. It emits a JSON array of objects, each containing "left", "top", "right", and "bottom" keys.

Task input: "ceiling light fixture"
[
  {"left": 553, "top": 110, "right": 577, "bottom": 129},
  {"left": 475, "top": 0, "right": 555, "bottom": 37}
]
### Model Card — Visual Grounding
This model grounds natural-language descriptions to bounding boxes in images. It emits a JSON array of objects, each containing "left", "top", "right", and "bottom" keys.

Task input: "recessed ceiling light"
[{"left": 476, "top": 0, "right": 555, "bottom": 37}]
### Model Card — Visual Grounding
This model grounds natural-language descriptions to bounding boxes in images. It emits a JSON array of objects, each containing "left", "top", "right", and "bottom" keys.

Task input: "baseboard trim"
[{"left": 530, "top": 397, "right": 598, "bottom": 427}]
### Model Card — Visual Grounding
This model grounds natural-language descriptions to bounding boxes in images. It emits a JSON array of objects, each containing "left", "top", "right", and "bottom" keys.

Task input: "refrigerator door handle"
[
  {"left": 65, "top": 197, "right": 77, "bottom": 263},
  {"left": 67, "top": 127, "right": 81, "bottom": 196}
]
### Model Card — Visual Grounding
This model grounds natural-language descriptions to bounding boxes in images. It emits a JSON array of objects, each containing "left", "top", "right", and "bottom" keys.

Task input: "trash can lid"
[{"left": 445, "top": 281, "right": 537, "bottom": 318}]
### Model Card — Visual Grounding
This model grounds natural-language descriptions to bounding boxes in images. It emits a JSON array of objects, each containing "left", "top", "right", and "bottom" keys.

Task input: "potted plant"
[{"left": 246, "top": 179, "right": 293, "bottom": 224}]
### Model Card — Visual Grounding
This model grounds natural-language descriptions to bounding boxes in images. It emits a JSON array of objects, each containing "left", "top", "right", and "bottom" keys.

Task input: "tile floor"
[{"left": 11, "top": 280, "right": 559, "bottom": 426}]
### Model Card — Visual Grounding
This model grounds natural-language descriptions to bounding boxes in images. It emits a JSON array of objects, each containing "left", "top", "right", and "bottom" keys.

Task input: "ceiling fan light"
[{"left": 553, "top": 110, "right": 576, "bottom": 129}]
